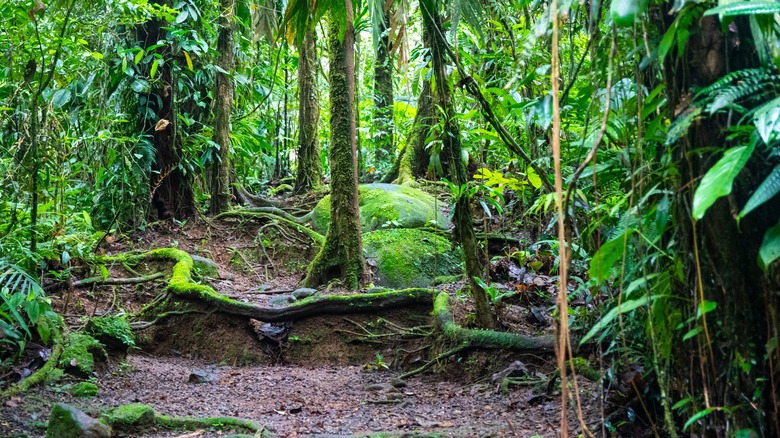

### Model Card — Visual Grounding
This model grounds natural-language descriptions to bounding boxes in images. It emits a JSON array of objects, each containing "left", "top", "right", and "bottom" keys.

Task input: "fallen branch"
[{"left": 74, "top": 272, "right": 165, "bottom": 288}]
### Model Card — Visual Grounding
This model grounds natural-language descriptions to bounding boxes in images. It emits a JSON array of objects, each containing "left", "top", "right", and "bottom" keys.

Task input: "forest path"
[{"left": 6, "top": 354, "right": 567, "bottom": 437}]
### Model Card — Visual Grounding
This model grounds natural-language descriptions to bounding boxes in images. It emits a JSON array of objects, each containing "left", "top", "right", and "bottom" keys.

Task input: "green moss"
[
  {"left": 363, "top": 229, "right": 463, "bottom": 288},
  {"left": 46, "top": 403, "right": 112, "bottom": 438},
  {"left": 59, "top": 334, "right": 105, "bottom": 376},
  {"left": 106, "top": 403, "right": 155, "bottom": 431},
  {"left": 71, "top": 381, "right": 99, "bottom": 397},
  {"left": 86, "top": 315, "right": 135, "bottom": 350},
  {"left": 155, "top": 415, "right": 261, "bottom": 434},
  {"left": 567, "top": 357, "right": 601, "bottom": 381},
  {"left": 45, "top": 368, "right": 64, "bottom": 385},
  {"left": 310, "top": 183, "right": 450, "bottom": 234},
  {"left": 293, "top": 288, "right": 434, "bottom": 307}
]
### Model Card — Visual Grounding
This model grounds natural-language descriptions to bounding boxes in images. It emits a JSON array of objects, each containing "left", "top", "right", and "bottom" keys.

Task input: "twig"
[{"left": 398, "top": 343, "right": 471, "bottom": 380}]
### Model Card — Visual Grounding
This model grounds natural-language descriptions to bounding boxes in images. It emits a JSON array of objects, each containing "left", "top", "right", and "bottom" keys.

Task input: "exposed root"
[
  {"left": 130, "top": 309, "right": 215, "bottom": 331},
  {"left": 398, "top": 343, "right": 471, "bottom": 379},
  {"left": 95, "top": 249, "right": 433, "bottom": 322},
  {"left": 2, "top": 329, "right": 64, "bottom": 398},
  {"left": 214, "top": 211, "right": 323, "bottom": 245},
  {"left": 73, "top": 272, "right": 165, "bottom": 288}
]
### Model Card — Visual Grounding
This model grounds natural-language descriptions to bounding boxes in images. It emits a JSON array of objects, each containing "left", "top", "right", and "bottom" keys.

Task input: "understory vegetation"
[{"left": 1, "top": 0, "right": 779, "bottom": 436}]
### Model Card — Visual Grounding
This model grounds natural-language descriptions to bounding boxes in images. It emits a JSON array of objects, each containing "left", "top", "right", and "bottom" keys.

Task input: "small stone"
[
  {"left": 46, "top": 403, "right": 112, "bottom": 438},
  {"left": 257, "top": 284, "right": 273, "bottom": 291},
  {"left": 364, "top": 383, "right": 390, "bottom": 392},
  {"left": 390, "top": 378, "right": 407, "bottom": 388},
  {"left": 292, "top": 288, "right": 317, "bottom": 300},
  {"left": 188, "top": 369, "right": 217, "bottom": 384},
  {"left": 269, "top": 295, "right": 295, "bottom": 307},
  {"left": 385, "top": 393, "right": 404, "bottom": 400}
]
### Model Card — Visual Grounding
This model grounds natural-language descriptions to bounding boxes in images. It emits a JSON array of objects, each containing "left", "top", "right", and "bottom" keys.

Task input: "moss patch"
[
  {"left": 46, "top": 403, "right": 112, "bottom": 438},
  {"left": 59, "top": 334, "right": 106, "bottom": 377},
  {"left": 86, "top": 315, "right": 135, "bottom": 351},
  {"left": 363, "top": 229, "right": 462, "bottom": 288},
  {"left": 71, "top": 382, "right": 98, "bottom": 397},
  {"left": 106, "top": 403, "right": 155, "bottom": 432},
  {"left": 310, "top": 183, "right": 449, "bottom": 234}
]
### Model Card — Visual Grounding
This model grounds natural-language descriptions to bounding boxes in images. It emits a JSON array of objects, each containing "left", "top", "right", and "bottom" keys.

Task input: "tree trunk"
[
  {"left": 142, "top": 0, "right": 194, "bottom": 220},
  {"left": 293, "top": 27, "right": 322, "bottom": 194},
  {"left": 373, "top": 0, "right": 394, "bottom": 167},
  {"left": 209, "top": 0, "right": 236, "bottom": 215},
  {"left": 421, "top": 0, "right": 494, "bottom": 329},
  {"left": 303, "top": 8, "right": 365, "bottom": 290},
  {"left": 663, "top": 10, "right": 780, "bottom": 435}
]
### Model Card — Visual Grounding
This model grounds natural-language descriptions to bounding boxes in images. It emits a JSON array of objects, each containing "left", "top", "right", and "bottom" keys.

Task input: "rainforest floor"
[{"left": 0, "top": 219, "right": 610, "bottom": 437}]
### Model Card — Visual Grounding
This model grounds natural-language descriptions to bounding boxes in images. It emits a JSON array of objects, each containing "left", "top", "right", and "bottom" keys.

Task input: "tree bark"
[
  {"left": 293, "top": 27, "right": 322, "bottom": 194},
  {"left": 421, "top": 0, "right": 494, "bottom": 329},
  {"left": 373, "top": 0, "right": 394, "bottom": 167},
  {"left": 303, "top": 8, "right": 366, "bottom": 290},
  {"left": 142, "top": 0, "right": 195, "bottom": 220},
  {"left": 209, "top": 0, "right": 236, "bottom": 214}
]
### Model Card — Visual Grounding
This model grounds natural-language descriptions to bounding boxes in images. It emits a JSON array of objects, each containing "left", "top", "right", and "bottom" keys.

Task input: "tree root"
[
  {"left": 398, "top": 343, "right": 471, "bottom": 379},
  {"left": 96, "top": 249, "right": 433, "bottom": 322},
  {"left": 214, "top": 211, "right": 324, "bottom": 245},
  {"left": 433, "top": 292, "right": 555, "bottom": 351},
  {"left": 130, "top": 309, "right": 215, "bottom": 331},
  {"left": 2, "top": 329, "right": 64, "bottom": 399},
  {"left": 73, "top": 272, "right": 165, "bottom": 287}
]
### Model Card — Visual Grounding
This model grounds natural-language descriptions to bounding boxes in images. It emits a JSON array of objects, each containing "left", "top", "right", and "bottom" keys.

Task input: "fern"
[{"left": 695, "top": 68, "right": 780, "bottom": 114}]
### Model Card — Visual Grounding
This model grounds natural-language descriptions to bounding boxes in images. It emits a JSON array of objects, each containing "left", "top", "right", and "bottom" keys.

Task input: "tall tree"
[
  {"left": 303, "top": 5, "right": 366, "bottom": 289},
  {"left": 142, "top": 0, "right": 195, "bottom": 220},
  {"left": 294, "top": 26, "right": 322, "bottom": 194},
  {"left": 421, "top": 0, "right": 494, "bottom": 328},
  {"left": 372, "top": 0, "right": 394, "bottom": 167},
  {"left": 209, "top": 0, "right": 236, "bottom": 214}
]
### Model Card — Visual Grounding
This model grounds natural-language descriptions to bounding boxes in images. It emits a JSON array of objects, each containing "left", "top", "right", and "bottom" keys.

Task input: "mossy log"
[
  {"left": 104, "top": 403, "right": 268, "bottom": 436},
  {"left": 433, "top": 292, "right": 554, "bottom": 351},
  {"left": 97, "top": 249, "right": 433, "bottom": 322}
]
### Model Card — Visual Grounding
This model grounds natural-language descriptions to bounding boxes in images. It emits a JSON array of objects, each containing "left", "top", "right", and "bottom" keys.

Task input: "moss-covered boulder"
[
  {"left": 59, "top": 334, "right": 106, "bottom": 377},
  {"left": 46, "top": 403, "right": 112, "bottom": 438},
  {"left": 106, "top": 403, "right": 156, "bottom": 432},
  {"left": 311, "top": 183, "right": 449, "bottom": 234},
  {"left": 86, "top": 315, "right": 135, "bottom": 351},
  {"left": 364, "top": 229, "right": 463, "bottom": 288}
]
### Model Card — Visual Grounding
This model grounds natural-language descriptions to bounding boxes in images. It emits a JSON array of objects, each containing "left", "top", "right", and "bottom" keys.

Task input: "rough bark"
[
  {"left": 293, "top": 27, "right": 322, "bottom": 194},
  {"left": 663, "top": 10, "right": 780, "bottom": 435},
  {"left": 421, "top": 0, "right": 494, "bottom": 329},
  {"left": 209, "top": 0, "right": 236, "bottom": 214},
  {"left": 141, "top": 0, "right": 195, "bottom": 220},
  {"left": 373, "top": 0, "right": 394, "bottom": 166},
  {"left": 303, "top": 11, "right": 366, "bottom": 290}
]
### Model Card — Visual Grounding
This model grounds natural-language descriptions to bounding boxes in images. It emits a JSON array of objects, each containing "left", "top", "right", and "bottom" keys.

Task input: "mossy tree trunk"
[
  {"left": 141, "top": 0, "right": 195, "bottom": 220},
  {"left": 293, "top": 27, "right": 322, "bottom": 194},
  {"left": 421, "top": 0, "right": 494, "bottom": 329},
  {"left": 209, "top": 0, "right": 236, "bottom": 214},
  {"left": 383, "top": 29, "right": 433, "bottom": 185},
  {"left": 373, "top": 0, "right": 394, "bottom": 167},
  {"left": 303, "top": 8, "right": 366, "bottom": 290}
]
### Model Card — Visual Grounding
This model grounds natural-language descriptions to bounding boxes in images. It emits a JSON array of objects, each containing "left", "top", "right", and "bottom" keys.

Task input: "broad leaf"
[
  {"left": 589, "top": 230, "right": 636, "bottom": 282},
  {"left": 705, "top": 1, "right": 780, "bottom": 17},
  {"left": 580, "top": 294, "right": 657, "bottom": 344},
  {"left": 693, "top": 143, "right": 755, "bottom": 220},
  {"left": 759, "top": 217, "right": 780, "bottom": 270},
  {"left": 739, "top": 165, "right": 780, "bottom": 220}
]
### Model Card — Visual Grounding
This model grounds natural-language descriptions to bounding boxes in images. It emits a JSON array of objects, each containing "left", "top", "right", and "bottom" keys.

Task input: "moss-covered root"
[
  {"left": 213, "top": 210, "right": 323, "bottom": 244},
  {"left": 98, "top": 248, "right": 434, "bottom": 322},
  {"left": 2, "top": 343, "right": 63, "bottom": 399},
  {"left": 105, "top": 403, "right": 269, "bottom": 437},
  {"left": 433, "top": 292, "right": 555, "bottom": 351}
]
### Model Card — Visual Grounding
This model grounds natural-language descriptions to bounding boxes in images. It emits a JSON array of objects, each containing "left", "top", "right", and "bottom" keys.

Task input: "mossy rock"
[
  {"left": 59, "top": 333, "right": 106, "bottom": 377},
  {"left": 71, "top": 381, "right": 99, "bottom": 398},
  {"left": 311, "top": 183, "right": 449, "bottom": 234},
  {"left": 46, "top": 403, "right": 112, "bottom": 438},
  {"left": 363, "top": 229, "right": 463, "bottom": 288},
  {"left": 86, "top": 315, "right": 135, "bottom": 351},
  {"left": 106, "top": 403, "right": 156, "bottom": 432}
]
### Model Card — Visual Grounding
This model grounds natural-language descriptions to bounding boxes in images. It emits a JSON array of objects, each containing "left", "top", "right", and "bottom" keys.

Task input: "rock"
[
  {"left": 59, "top": 334, "right": 106, "bottom": 377},
  {"left": 363, "top": 229, "right": 463, "bottom": 288},
  {"left": 71, "top": 382, "right": 99, "bottom": 398},
  {"left": 85, "top": 315, "right": 135, "bottom": 351},
  {"left": 188, "top": 369, "right": 218, "bottom": 384},
  {"left": 364, "top": 383, "right": 391, "bottom": 392},
  {"left": 310, "top": 183, "right": 450, "bottom": 234},
  {"left": 190, "top": 254, "right": 220, "bottom": 277},
  {"left": 105, "top": 403, "right": 155, "bottom": 432},
  {"left": 46, "top": 403, "right": 112, "bottom": 438},
  {"left": 269, "top": 295, "right": 296, "bottom": 307},
  {"left": 257, "top": 284, "right": 273, "bottom": 291},
  {"left": 390, "top": 378, "right": 407, "bottom": 388},
  {"left": 292, "top": 288, "right": 317, "bottom": 300},
  {"left": 491, "top": 361, "right": 530, "bottom": 383}
]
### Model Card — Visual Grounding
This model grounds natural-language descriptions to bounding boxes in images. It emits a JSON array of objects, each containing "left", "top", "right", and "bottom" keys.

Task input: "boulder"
[
  {"left": 310, "top": 183, "right": 449, "bottom": 234},
  {"left": 105, "top": 403, "right": 155, "bottom": 432},
  {"left": 59, "top": 334, "right": 106, "bottom": 377},
  {"left": 46, "top": 403, "right": 112, "bottom": 438},
  {"left": 363, "top": 229, "right": 463, "bottom": 288}
]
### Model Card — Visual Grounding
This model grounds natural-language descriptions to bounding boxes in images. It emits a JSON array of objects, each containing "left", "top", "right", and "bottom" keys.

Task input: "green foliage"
[{"left": 0, "top": 259, "right": 56, "bottom": 356}]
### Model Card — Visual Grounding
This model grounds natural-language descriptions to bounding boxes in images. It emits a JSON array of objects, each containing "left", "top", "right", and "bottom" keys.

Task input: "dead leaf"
[{"left": 155, "top": 119, "right": 171, "bottom": 132}]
